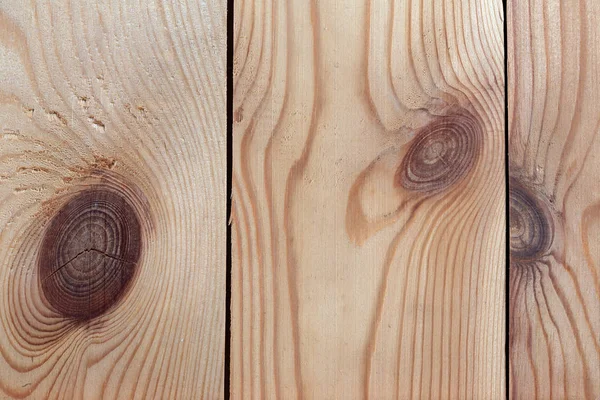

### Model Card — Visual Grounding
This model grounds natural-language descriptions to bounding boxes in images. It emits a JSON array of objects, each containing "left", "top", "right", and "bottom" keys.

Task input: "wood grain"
[
  {"left": 0, "top": 0, "right": 225, "bottom": 398},
  {"left": 232, "top": 0, "right": 505, "bottom": 398},
  {"left": 508, "top": 0, "right": 600, "bottom": 398}
]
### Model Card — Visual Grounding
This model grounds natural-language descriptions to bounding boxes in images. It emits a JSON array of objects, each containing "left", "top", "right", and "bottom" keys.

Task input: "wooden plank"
[
  {"left": 508, "top": 0, "right": 600, "bottom": 398},
  {"left": 0, "top": 1, "right": 225, "bottom": 398},
  {"left": 232, "top": 0, "right": 505, "bottom": 398}
]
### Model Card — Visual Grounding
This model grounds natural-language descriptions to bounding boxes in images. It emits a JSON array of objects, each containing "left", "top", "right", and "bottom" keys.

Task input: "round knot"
[
  {"left": 396, "top": 114, "right": 482, "bottom": 194},
  {"left": 509, "top": 183, "right": 552, "bottom": 261},
  {"left": 38, "top": 189, "right": 142, "bottom": 320}
]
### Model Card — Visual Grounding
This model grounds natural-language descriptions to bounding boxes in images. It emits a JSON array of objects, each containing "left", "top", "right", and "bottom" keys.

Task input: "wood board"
[
  {"left": 232, "top": 0, "right": 505, "bottom": 398},
  {"left": 0, "top": 1, "right": 225, "bottom": 398},
  {"left": 508, "top": 0, "right": 600, "bottom": 398}
]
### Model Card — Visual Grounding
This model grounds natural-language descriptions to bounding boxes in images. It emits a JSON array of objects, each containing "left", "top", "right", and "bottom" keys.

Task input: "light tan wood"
[
  {"left": 508, "top": 0, "right": 600, "bottom": 398},
  {"left": 232, "top": 0, "right": 505, "bottom": 398},
  {"left": 0, "top": 1, "right": 225, "bottom": 398}
]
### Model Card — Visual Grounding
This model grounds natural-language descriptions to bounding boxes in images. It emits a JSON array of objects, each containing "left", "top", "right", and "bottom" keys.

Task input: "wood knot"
[
  {"left": 509, "top": 180, "right": 553, "bottom": 262},
  {"left": 38, "top": 188, "right": 142, "bottom": 320},
  {"left": 395, "top": 113, "right": 482, "bottom": 195}
]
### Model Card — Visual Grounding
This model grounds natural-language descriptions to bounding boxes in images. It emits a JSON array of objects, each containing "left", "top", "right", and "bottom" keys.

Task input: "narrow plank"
[
  {"left": 0, "top": 1, "right": 225, "bottom": 398},
  {"left": 508, "top": 0, "right": 600, "bottom": 398},
  {"left": 232, "top": 0, "right": 505, "bottom": 398}
]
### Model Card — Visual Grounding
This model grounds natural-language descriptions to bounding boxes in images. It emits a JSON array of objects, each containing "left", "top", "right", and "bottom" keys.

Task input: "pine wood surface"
[
  {"left": 508, "top": 0, "right": 600, "bottom": 398},
  {"left": 0, "top": 1, "right": 225, "bottom": 398},
  {"left": 232, "top": 0, "right": 505, "bottom": 398}
]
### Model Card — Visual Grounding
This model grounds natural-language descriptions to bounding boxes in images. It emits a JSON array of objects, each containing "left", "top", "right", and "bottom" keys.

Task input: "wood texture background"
[
  {"left": 232, "top": 0, "right": 505, "bottom": 398},
  {"left": 0, "top": 1, "right": 225, "bottom": 398},
  {"left": 508, "top": 0, "right": 600, "bottom": 398}
]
